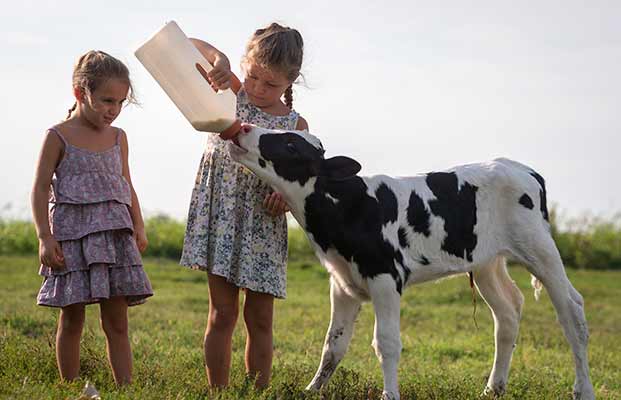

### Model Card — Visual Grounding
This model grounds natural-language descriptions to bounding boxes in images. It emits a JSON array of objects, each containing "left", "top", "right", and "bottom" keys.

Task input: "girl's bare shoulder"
[
  {"left": 296, "top": 115, "right": 308, "bottom": 130},
  {"left": 43, "top": 123, "right": 67, "bottom": 145}
]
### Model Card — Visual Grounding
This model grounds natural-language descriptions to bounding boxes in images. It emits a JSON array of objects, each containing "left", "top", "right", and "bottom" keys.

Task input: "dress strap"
[
  {"left": 291, "top": 113, "right": 301, "bottom": 131},
  {"left": 115, "top": 128, "right": 123, "bottom": 145},
  {"left": 48, "top": 127, "right": 68, "bottom": 145}
]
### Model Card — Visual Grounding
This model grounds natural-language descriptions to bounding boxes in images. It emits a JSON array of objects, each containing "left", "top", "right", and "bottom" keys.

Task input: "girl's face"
[
  {"left": 78, "top": 78, "right": 129, "bottom": 128},
  {"left": 243, "top": 63, "right": 291, "bottom": 109}
]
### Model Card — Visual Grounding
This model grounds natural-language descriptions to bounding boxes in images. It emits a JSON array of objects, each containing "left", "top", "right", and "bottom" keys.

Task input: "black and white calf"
[{"left": 228, "top": 126, "right": 594, "bottom": 400}]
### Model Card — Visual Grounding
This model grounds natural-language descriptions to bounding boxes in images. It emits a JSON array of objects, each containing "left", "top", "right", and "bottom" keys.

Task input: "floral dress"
[
  {"left": 37, "top": 127, "right": 153, "bottom": 307},
  {"left": 180, "top": 89, "right": 299, "bottom": 299}
]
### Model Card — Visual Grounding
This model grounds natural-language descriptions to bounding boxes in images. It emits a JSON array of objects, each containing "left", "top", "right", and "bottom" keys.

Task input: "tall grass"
[
  {"left": 0, "top": 219, "right": 38, "bottom": 255},
  {"left": 550, "top": 209, "right": 621, "bottom": 269},
  {"left": 143, "top": 214, "right": 187, "bottom": 259}
]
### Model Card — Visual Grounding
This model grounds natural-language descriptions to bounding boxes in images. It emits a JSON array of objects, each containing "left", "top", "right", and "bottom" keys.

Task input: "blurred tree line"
[{"left": 1, "top": 208, "right": 619, "bottom": 269}]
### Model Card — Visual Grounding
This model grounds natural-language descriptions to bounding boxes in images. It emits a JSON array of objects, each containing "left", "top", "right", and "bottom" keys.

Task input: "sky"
[{"left": 1, "top": 1, "right": 620, "bottom": 220}]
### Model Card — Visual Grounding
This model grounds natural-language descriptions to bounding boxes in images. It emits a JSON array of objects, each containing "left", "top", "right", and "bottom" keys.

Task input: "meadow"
[{"left": 1, "top": 253, "right": 620, "bottom": 399}]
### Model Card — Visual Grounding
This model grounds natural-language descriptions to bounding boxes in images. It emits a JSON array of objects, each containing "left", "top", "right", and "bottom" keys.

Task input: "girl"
[
  {"left": 31, "top": 50, "right": 153, "bottom": 385},
  {"left": 181, "top": 23, "right": 309, "bottom": 388}
]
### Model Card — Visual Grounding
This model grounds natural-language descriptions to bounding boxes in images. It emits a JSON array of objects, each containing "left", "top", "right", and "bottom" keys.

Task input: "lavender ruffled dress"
[{"left": 37, "top": 127, "right": 153, "bottom": 308}]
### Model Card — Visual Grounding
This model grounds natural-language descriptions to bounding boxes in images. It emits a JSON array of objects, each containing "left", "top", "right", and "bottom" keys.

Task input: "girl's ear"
[{"left": 73, "top": 86, "right": 84, "bottom": 102}]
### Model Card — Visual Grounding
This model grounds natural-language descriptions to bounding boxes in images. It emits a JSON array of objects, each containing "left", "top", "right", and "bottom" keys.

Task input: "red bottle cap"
[{"left": 219, "top": 119, "right": 242, "bottom": 140}]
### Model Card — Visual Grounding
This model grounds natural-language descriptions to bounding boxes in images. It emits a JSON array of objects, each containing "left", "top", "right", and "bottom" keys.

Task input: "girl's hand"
[
  {"left": 206, "top": 57, "right": 232, "bottom": 91},
  {"left": 263, "top": 192, "right": 290, "bottom": 216},
  {"left": 134, "top": 228, "right": 148, "bottom": 253},
  {"left": 39, "top": 237, "right": 65, "bottom": 270}
]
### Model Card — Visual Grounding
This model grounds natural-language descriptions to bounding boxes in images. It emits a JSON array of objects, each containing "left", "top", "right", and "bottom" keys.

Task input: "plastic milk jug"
[{"left": 135, "top": 21, "right": 241, "bottom": 139}]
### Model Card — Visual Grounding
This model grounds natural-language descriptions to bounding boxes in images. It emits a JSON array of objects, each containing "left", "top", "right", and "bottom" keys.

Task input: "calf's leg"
[
  {"left": 513, "top": 231, "right": 594, "bottom": 400},
  {"left": 369, "top": 275, "right": 402, "bottom": 400},
  {"left": 473, "top": 256, "right": 524, "bottom": 397},
  {"left": 307, "top": 277, "right": 362, "bottom": 391}
]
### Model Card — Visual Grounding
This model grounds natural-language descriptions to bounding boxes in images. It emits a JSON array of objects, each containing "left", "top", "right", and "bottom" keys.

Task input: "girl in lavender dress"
[
  {"left": 31, "top": 50, "right": 153, "bottom": 385},
  {"left": 181, "top": 23, "right": 309, "bottom": 388}
]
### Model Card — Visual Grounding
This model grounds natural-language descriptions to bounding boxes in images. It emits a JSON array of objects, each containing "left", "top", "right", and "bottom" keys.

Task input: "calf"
[{"left": 228, "top": 126, "right": 594, "bottom": 400}]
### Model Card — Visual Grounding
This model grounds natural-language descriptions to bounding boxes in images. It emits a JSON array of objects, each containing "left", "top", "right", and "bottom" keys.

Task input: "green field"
[{"left": 1, "top": 256, "right": 619, "bottom": 399}]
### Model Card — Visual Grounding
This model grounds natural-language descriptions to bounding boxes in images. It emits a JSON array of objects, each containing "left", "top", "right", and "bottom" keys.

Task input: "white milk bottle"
[{"left": 135, "top": 21, "right": 241, "bottom": 139}]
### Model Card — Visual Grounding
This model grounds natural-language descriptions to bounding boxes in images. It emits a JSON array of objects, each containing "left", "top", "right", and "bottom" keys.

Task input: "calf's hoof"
[
  {"left": 381, "top": 390, "right": 399, "bottom": 400},
  {"left": 573, "top": 386, "right": 595, "bottom": 400},
  {"left": 482, "top": 380, "right": 506, "bottom": 398}
]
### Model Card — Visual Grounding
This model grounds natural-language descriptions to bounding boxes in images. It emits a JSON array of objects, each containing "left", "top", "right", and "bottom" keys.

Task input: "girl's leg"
[
  {"left": 243, "top": 289, "right": 274, "bottom": 388},
  {"left": 100, "top": 296, "right": 132, "bottom": 385},
  {"left": 205, "top": 273, "right": 240, "bottom": 387},
  {"left": 56, "top": 303, "right": 86, "bottom": 381}
]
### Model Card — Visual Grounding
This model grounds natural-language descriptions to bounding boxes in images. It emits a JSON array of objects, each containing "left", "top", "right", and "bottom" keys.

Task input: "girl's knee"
[
  {"left": 100, "top": 313, "right": 129, "bottom": 337},
  {"left": 243, "top": 307, "right": 273, "bottom": 334},
  {"left": 209, "top": 304, "right": 239, "bottom": 331},
  {"left": 101, "top": 320, "right": 128, "bottom": 337},
  {"left": 99, "top": 297, "right": 129, "bottom": 336}
]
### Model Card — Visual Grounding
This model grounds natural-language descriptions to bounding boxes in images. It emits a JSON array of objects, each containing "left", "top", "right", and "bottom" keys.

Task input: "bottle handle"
[
  {"left": 196, "top": 62, "right": 236, "bottom": 98},
  {"left": 195, "top": 63, "right": 218, "bottom": 93}
]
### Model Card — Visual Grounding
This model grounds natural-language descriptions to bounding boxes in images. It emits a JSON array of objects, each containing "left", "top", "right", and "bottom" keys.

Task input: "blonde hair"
[
  {"left": 242, "top": 23, "right": 304, "bottom": 109},
  {"left": 67, "top": 50, "right": 137, "bottom": 119}
]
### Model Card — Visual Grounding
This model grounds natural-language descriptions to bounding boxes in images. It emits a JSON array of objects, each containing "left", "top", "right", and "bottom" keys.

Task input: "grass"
[{"left": 1, "top": 255, "right": 620, "bottom": 399}]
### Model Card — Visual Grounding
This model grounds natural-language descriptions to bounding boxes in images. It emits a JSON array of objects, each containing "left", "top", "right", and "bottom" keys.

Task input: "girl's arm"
[
  {"left": 119, "top": 130, "right": 148, "bottom": 253},
  {"left": 190, "top": 38, "right": 241, "bottom": 94},
  {"left": 31, "top": 131, "right": 65, "bottom": 269}
]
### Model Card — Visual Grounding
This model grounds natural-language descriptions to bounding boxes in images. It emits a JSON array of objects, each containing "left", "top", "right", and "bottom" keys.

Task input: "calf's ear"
[{"left": 320, "top": 156, "right": 362, "bottom": 180}]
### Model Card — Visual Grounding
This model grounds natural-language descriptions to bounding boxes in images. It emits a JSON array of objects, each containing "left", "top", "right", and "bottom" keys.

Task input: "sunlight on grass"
[{"left": 1, "top": 256, "right": 619, "bottom": 399}]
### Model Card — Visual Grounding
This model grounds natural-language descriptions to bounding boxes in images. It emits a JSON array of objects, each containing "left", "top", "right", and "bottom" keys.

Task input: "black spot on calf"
[
  {"left": 407, "top": 190, "right": 431, "bottom": 237},
  {"left": 426, "top": 172, "right": 478, "bottom": 262},
  {"left": 259, "top": 132, "right": 325, "bottom": 185},
  {"left": 529, "top": 171, "right": 549, "bottom": 221},
  {"left": 305, "top": 177, "right": 405, "bottom": 294},
  {"left": 375, "top": 183, "right": 398, "bottom": 225}
]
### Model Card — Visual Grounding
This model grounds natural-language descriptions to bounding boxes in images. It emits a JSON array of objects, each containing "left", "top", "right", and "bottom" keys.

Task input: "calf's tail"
[{"left": 531, "top": 275, "right": 543, "bottom": 301}]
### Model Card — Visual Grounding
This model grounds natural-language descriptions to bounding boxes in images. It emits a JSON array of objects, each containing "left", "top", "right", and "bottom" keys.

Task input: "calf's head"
[{"left": 228, "top": 125, "right": 361, "bottom": 208}]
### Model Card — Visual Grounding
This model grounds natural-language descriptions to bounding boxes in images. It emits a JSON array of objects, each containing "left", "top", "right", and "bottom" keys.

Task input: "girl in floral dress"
[{"left": 181, "top": 23, "right": 309, "bottom": 388}]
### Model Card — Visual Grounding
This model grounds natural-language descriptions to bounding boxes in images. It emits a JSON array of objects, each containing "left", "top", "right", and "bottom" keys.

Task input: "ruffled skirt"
[{"left": 37, "top": 229, "right": 153, "bottom": 308}]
